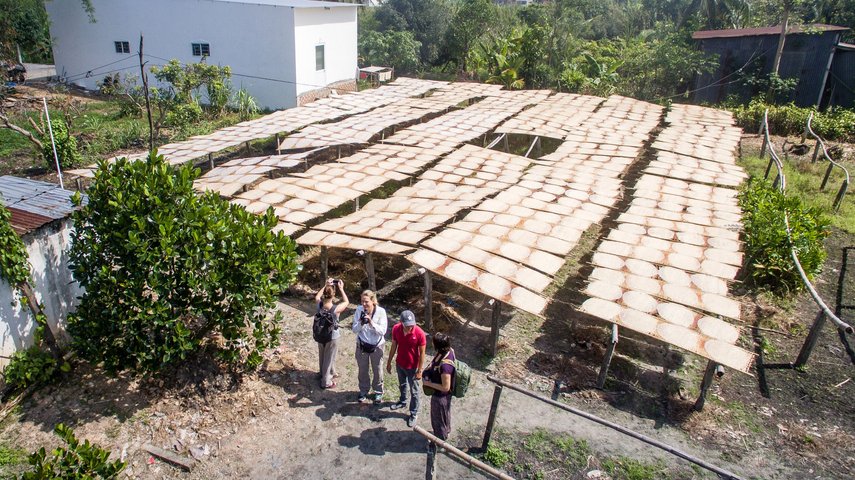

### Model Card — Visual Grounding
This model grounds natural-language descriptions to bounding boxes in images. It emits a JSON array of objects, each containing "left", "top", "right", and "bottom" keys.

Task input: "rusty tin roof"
[{"left": 0, "top": 176, "right": 86, "bottom": 235}]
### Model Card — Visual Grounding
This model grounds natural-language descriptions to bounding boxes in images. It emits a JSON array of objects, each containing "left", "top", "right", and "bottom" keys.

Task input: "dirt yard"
[{"left": 3, "top": 229, "right": 855, "bottom": 480}]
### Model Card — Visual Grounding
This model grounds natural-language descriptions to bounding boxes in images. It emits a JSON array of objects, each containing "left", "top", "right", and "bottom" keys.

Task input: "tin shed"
[
  {"left": 692, "top": 24, "right": 848, "bottom": 107},
  {"left": 0, "top": 176, "right": 86, "bottom": 369}
]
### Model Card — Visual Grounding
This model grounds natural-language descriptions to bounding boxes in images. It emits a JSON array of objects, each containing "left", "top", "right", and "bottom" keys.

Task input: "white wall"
[
  {"left": 292, "top": 6, "right": 358, "bottom": 98},
  {"left": 46, "top": 0, "right": 355, "bottom": 109},
  {"left": 0, "top": 220, "right": 81, "bottom": 370}
]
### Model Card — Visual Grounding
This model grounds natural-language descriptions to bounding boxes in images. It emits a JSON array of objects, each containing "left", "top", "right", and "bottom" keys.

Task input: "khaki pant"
[
  {"left": 318, "top": 337, "right": 338, "bottom": 388},
  {"left": 355, "top": 342, "right": 384, "bottom": 396}
]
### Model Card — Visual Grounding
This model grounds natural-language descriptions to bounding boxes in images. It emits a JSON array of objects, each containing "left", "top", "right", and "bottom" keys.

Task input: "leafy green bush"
[
  {"left": 0, "top": 204, "right": 31, "bottom": 287},
  {"left": 738, "top": 179, "right": 831, "bottom": 294},
  {"left": 483, "top": 443, "right": 513, "bottom": 468},
  {"left": 2, "top": 346, "right": 57, "bottom": 390},
  {"left": 23, "top": 424, "right": 125, "bottom": 479},
  {"left": 731, "top": 99, "right": 855, "bottom": 142},
  {"left": 68, "top": 152, "right": 300, "bottom": 373},
  {"left": 40, "top": 118, "right": 82, "bottom": 170}
]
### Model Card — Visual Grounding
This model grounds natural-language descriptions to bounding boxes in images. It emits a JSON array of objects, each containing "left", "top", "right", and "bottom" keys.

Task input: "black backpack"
[{"left": 312, "top": 309, "right": 338, "bottom": 344}]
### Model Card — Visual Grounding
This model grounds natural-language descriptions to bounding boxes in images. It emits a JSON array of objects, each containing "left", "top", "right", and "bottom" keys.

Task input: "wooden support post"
[
  {"left": 489, "top": 300, "right": 502, "bottom": 356},
  {"left": 337, "top": 146, "right": 341, "bottom": 159},
  {"left": 75, "top": 178, "right": 83, "bottom": 192},
  {"left": 275, "top": 133, "right": 280, "bottom": 150},
  {"left": 422, "top": 269, "right": 433, "bottom": 332},
  {"left": 759, "top": 134, "right": 767, "bottom": 159},
  {"left": 795, "top": 311, "right": 827, "bottom": 368},
  {"left": 320, "top": 246, "right": 329, "bottom": 282},
  {"left": 503, "top": 135, "right": 509, "bottom": 153},
  {"left": 208, "top": 153, "right": 214, "bottom": 169},
  {"left": 245, "top": 141, "right": 251, "bottom": 154},
  {"left": 425, "top": 446, "right": 436, "bottom": 480},
  {"left": 481, "top": 385, "right": 504, "bottom": 451},
  {"left": 364, "top": 252, "right": 376, "bottom": 291},
  {"left": 596, "top": 324, "right": 619, "bottom": 389},
  {"left": 693, "top": 360, "right": 718, "bottom": 411},
  {"left": 354, "top": 197, "right": 360, "bottom": 211},
  {"left": 535, "top": 136, "right": 542, "bottom": 157}
]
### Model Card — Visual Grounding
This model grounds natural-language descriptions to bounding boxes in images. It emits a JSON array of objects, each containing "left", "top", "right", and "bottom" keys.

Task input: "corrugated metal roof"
[
  {"left": 6, "top": 206, "right": 54, "bottom": 236},
  {"left": 693, "top": 24, "right": 848, "bottom": 40},
  {"left": 0, "top": 176, "right": 86, "bottom": 235}
]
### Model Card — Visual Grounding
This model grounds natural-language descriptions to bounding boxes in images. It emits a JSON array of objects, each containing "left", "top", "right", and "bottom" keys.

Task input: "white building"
[{"left": 45, "top": 0, "right": 359, "bottom": 109}]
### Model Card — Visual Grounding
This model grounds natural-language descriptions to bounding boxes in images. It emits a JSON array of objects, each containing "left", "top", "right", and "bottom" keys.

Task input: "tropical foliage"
[
  {"left": 738, "top": 178, "right": 831, "bottom": 294},
  {"left": 67, "top": 152, "right": 300, "bottom": 373},
  {"left": 358, "top": 0, "right": 855, "bottom": 102},
  {"left": 24, "top": 424, "right": 125, "bottom": 480}
]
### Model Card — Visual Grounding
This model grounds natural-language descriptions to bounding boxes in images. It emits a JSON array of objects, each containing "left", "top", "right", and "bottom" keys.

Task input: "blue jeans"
[{"left": 396, "top": 365, "right": 420, "bottom": 417}]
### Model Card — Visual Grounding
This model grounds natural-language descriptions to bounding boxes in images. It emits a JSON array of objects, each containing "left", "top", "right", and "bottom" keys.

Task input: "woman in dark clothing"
[
  {"left": 422, "top": 332, "right": 455, "bottom": 442},
  {"left": 314, "top": 279, "right": 348, "bottom": 389}
]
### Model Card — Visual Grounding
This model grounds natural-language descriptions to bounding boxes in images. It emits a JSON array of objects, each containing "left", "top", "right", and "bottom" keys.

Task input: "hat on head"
[{"left": 400, "top": 310, "right": 416, "bottom": 326}]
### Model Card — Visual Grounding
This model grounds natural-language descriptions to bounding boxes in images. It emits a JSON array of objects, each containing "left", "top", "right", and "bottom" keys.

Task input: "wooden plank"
[{"left": 143, "top": 444, "right": 195, "bottom": 472}]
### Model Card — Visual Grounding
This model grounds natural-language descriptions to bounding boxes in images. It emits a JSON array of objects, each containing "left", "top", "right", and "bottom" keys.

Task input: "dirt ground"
[
  {"left": 3, "top": 228, "right": 855, "bottom": 480},
  {"left": 2, "top": 115, "right": 855, "bottom": 478}
]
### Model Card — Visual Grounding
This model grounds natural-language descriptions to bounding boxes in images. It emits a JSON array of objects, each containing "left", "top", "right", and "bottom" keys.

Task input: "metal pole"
[
  {"left": 208, "top": 153, "right": 214, "bottom": 170},
  {"left": 596, "top": 325, "right": 619, "bottom": 389},
  {"left": 693, "top": 360, "right": 718, "bottom": 411},
  {"left": 486, "top": 376, "right": 744, "bottom": 480},
  {"left": 413, "top": 426, "right": 516, "bottom": 480},
  {"left": 43, "top": 98, "right": 64, "bottom": 189},
  {"left": 481, "top": 385, "right": 504, "bottom": 451},
  {"left": 489, "top": 300, "right": 502, "bottom": 356},
  {"left": 794, "top": 311, "right": 827, "bottom": 368}
]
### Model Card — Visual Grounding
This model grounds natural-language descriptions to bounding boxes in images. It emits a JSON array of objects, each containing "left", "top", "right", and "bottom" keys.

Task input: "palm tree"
[{"left": 680, "top": 0, "right": 751, "bottom": 29}]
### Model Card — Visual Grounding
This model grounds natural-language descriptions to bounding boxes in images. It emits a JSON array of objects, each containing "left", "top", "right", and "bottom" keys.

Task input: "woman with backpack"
[
  {"left": 422, "top": 332, "right": 455, "bottom": 443},
  {"left": 314, "top": 279, "right": 348, "bottom": 389}
]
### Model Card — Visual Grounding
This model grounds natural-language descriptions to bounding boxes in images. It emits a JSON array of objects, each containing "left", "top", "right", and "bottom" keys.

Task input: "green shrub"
[
  {"left": 68, "top": 152, "right": 300, "bottom": 373},
  {"left": 730, "top": 99, "right": 855, "bottom": 142},
  {"left": 738, "top": 179, "right": 831, "bottom": 294},
  {"left": 23, "top": 424, "right": 125, "bottom": 479},
  {"left": 2, "top": 346, "right": 57, "bottom": 390},
  {"left": 483, "top": 443, "right": 513, "bottom": 468},
  {"left": 40, "top": 118, "right": 82, "bottom": 170}
]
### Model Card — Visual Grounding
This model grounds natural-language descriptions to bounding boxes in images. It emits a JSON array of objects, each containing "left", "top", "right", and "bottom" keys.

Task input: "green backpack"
[{"left": 442, "top": 357, "right": 472, "bottom": 398}]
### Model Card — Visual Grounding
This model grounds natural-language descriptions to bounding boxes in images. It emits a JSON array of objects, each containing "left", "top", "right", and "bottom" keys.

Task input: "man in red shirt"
[{"left": 386, "top": 310, "right": 426, "bottom": 427}]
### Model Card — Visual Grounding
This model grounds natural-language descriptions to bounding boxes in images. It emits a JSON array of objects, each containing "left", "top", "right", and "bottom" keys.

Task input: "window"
[
  {"left": 315, "top": 45, "right": 325, "bottom": 71},
  {"left": 192, "top": 43, "right": 210, "bottom": 57},
  {"left": 114, "top": 41, "right": 130, "bottom": 54}
]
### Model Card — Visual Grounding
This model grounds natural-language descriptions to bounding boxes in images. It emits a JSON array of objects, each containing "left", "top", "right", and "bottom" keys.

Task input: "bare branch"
[{"left": 0, "top": 113, "right": 43, "bottom": 150}]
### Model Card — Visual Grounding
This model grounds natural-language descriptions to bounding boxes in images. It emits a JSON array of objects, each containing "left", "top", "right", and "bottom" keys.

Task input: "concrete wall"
[
  {"left": 0, "top": 219, "right": 81, "bottom": 369},
  {"left": 46, "top": 0, "right": 356, "bottom": 109},
  {"left": 293, "top": 6, "right": 358, "bottom": 99}
]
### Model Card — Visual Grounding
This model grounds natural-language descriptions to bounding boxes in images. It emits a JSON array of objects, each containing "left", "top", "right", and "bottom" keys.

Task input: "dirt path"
[{"left": 0, "top": 295, "right": 781, "bottom": 480}]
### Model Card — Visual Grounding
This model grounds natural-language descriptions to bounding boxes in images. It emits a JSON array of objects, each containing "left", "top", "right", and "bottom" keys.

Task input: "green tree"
[
  {"left": 67, "top": 152, "right": 300, "bottom": 373},
  {"left": 445, "top": 0, "right": 496, "bottom": 73},
  {"left": 358, "top": 30, "right": 421, "bottom": 73},
  {"left": 375, "top": 0, "right": 452, "bottom": 66}
]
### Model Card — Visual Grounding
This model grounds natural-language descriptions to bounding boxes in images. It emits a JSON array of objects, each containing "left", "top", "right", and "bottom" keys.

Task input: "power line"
[{"left": 62, "top": 54, "right": 137, "bottom": 82}]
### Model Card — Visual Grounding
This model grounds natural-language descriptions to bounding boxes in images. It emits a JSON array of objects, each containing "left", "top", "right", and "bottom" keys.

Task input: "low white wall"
[{"left": 0, "top": 219, "right": 81, "bottom": 370}]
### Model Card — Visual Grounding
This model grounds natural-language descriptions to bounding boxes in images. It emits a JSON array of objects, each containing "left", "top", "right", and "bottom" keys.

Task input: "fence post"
[
  {"left": 320, "top": 246, "right": 328, "bottom": 282},
  {"left": 481, "top": 385, "right": 504, "bottom": 451},
  {"left": 364, "top": 252, "right": 376, "bottom": 291},
  {"left": 422, "top": 269, "right": 433, "bottom": 332},
  {"left": 489, "top": 300, "right": 502, "bottom": 356},
  {"left": 693, "top": 360, "right": 718, "bottom": 411},
  {"left": 596, "top": 325, "right": 619, "bottom": 389},
  {"left": 795, "top": 311, "right": 827, "bottom": 369}
]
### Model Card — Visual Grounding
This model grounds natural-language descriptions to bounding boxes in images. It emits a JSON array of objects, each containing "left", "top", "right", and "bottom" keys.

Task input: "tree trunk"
[
  {"left": 771, "top": 9, "right": 790, "bottom": 76},
  {"left": 18, "top": 282, "right": 61, "bottom": 360}
]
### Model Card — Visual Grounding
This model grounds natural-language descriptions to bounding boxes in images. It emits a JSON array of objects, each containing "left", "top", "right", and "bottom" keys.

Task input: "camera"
[{"left": 360, "top": 311, "right": 370, "bottom": 324}]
